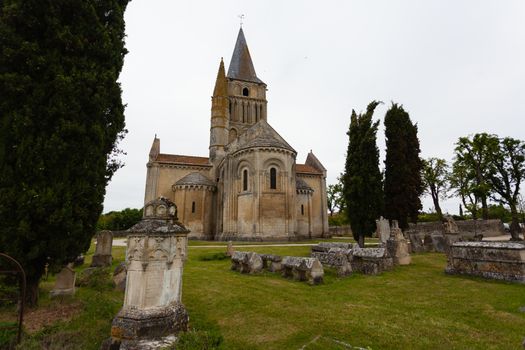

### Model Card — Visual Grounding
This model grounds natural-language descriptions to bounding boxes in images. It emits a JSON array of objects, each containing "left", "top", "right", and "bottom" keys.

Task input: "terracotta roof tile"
[
  {"left": 296, "top": 164, "right": 322, "bottom": 175},
  {"left": 156, "top": 154, "right": 211, "bottom": 166}
]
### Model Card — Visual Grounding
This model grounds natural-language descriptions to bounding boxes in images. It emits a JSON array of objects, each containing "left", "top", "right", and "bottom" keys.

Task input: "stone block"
[
  {"left": 445, "top": 241, "right": 525, "bottom": 283},
  {"left": 281, "top": 256, "right": 324, "bottom": 284},
  {"left": 260, "top": 254, "right": 282, "bottom": 272},
  {"left": 311, "top": 247, "right": 352, "bottom": 277},
  {"left": 351, "top": 247, "right": 393, "bottom": 275},
  {"left": 230, "top": 251, "right": 263, "bottom": 274}
]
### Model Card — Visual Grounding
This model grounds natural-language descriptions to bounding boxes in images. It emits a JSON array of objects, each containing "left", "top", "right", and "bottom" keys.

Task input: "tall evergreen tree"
[
  {"left": 383, "top": 103, "right": 423, "bottom": 230},
  {"left": 0, "top": 0, "right": 129, "bottom": 305},
  {"left": 343, "top": 101, "right": 383, "bottom": 247}
]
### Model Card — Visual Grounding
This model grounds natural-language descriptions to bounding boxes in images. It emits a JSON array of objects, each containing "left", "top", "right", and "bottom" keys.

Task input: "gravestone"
[
  {"left": 113, "top": 262, "right": 127, "bottom": 292},
  {"left": 50, "top": 265, "right": 76, "bottom": 298},
  {"left": 91, "top": 230, "right": 113, "bottom": 267},
  {"left": 443, "top": 215, "right": 459, "bottom": 234},
  {"left": 386, "top": 220, "right": 411, "bottom": 265},
  {"left": 106, "top": 198, "right": 189, "bottom": 350},
  {"left": 376, "top": 217, "right": 391, "bottom": 245},
  {"left": 226, "top": 241, "right": 234, "bottom": 257}
]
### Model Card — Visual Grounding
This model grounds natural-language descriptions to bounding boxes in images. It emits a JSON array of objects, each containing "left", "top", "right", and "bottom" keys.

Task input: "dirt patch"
[{"left": 23, "top": 300, "right": 83, "bottom": 333}]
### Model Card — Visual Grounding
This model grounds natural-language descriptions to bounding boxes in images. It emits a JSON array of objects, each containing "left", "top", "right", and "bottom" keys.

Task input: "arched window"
[
  {"left": 242, "top": 87, "right": 249, "bottom": 96},
  {"left": 270, "top": 167, "right": 277, "bottom": 189},
  {"left": 243, "top": 169, "right": 248, "bottom": 191},
  {"left": 191, "top": 201, "right": 196, "bottom": 213},
  {"left": 301, "top": 204, "right": 304, "bottom": 216}
]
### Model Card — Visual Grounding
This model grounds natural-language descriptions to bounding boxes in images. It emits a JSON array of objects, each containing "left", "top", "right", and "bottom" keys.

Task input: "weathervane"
[{"left": 238, "top": 14, "right": 245, "bottom": 27}]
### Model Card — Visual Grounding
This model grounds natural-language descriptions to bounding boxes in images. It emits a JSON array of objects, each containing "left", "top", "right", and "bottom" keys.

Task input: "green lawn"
[{"left": 11, "top": 240, "right": 525, "bottom": 349}]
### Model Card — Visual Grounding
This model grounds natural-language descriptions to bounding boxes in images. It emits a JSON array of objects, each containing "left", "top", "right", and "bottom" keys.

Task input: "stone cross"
[
  {"left": 91, "top": 230, "right": 113, "bottom": 267},
  {"left": 50, "top": 265, "right": 76, "bottom": 298}
]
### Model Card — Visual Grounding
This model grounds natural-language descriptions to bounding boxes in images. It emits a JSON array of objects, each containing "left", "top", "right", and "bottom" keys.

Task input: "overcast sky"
[{"left": 103, "top": 0, "right": 525, "bottom": 215}]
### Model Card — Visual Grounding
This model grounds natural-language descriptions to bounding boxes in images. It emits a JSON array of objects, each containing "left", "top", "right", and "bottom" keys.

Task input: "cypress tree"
[
  {"left": 343, "top": 101, "right": 383, "bottom": 247},
  {"left": 0, "top": 0, "right": 129, "bottom": 305},
  {"left": 383, "top": 103, "right": 423, "bottom": 230}
]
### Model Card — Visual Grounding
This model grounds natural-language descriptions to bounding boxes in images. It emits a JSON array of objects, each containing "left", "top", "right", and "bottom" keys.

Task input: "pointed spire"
[
  {"left": 213, "top": 57, "right": 227, "bottom": 97},
  {"left": 227, "top": 28, "right": 264, "bottom": 84},
  {"left": 149, "top": 135, "right": 160, "bottom": 161}
]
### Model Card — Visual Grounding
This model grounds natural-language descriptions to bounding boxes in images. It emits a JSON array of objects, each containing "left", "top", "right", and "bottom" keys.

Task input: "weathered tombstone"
[
  {"left": 281, "top": 256, "right": 324, "bottom": 284},
  {"left": 386, "top": 220, "right": 411, "bottom": 265},
  {"left": 431, "top": 233, "right": 447, "bottom": 253},
  {"left": 407, "top": 234, "right": 424, "bottom": 253},
  {"left": 91, "top": 230, "right": 113, "bottom": 267},
  {"left": 445, "top": 241, "right": 525, "bottom": 283},
  {"left": 260, "top": 254, "right": 283, "bottom": 272},
  {"left": 226, "top": 241, "right": 234, "bottom": 257},
  {"left": 113, "top": 262, "right": 127, "bottom": 292},
  {"left": 240, "top": 252, "right": 263, "bottom": 274},
  {"left": 376, "top": 217, "right": 391, "bottom": 245},
  {"left": 50, "top": 265, "right": 76, "bottom": 298},
  {"left": 106, "top": 198, "right": 189, "bottom": 350},
  {"left": 443, "top": 215, "right": 459, "bottom": 234},
  {"left": 310, "top": 245, "right": 352, "bottom": 277},
  {"left": 351, "top": 247, "right": 393, "bottom": 275},
  {"left": 423, "top": 234, "right": 434, "bottom": 252}
]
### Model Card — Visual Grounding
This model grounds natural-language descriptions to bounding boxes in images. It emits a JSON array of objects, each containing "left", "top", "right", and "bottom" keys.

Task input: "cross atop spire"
[
  {"left": 238, "top": 14, "right": 245, "bottom": 27},
  {"left": 227, "top": 28, "right": 264, "bottom": 84}
]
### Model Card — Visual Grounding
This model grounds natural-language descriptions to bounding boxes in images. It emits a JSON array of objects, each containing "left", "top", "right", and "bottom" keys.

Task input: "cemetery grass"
[{"left": 11, "top": 241, "right": 525, "bottom": 349}]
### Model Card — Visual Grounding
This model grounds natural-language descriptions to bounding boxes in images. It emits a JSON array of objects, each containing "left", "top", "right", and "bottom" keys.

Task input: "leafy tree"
[
  {"left": 421, "top": 158, "right": 449, "bottom": 220},
  {"left": 97, "top": 208, "right": 143, "bottom": 231},
  {"left": 486, "top": 204, "right": 512, "bottom": 223},
  {"left": 449, "top": 160, "right": 480, "bottom": 219},
  {"left": 0, "top": 0, "right": 129, "bottom": 305},
  {"left": 486, "top": 137, "right": 525, "bottom": 240},
  {"left": 327, "top": 181, "right": 344, "bottom": 216},
  {"left": 453, "top": 134, "right": 499, "bottom": 220},
  {"left": 383, "top": 103, "right": 423, "bottom": 230},
  {"left": 342, "top": 101, "right": 383, "bottom": 247}
]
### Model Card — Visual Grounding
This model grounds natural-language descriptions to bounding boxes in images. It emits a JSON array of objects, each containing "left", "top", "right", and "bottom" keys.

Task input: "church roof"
[
  {"left": 227, "top": 28, "right": 264, "bottom": 84},
  {"left": 175, "top": 172, "right": 216, "bottom": 187},
  {"left": 156, "top": 154, "right": 211, "bottom": 167},
  {"left": 296, "top": 177, "right": 313, "bottom": 191},
  {"left": 230, "top": 119, "right": 296, "bottom": 154},
  {"left": 296, "top": 164, "right": 323, "bottom": 175}
]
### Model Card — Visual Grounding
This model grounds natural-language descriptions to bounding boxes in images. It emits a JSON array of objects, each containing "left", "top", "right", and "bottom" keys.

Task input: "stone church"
[{"left": 143, "top": 28, "right": 329, "bottom": 240}]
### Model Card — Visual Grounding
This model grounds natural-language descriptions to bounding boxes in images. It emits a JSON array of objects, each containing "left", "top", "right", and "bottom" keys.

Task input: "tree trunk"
[
  {"left": 481, "top": 196, "right": 489, "bottom": 220},
  {"left": 509, "top": 204, "right": 523, "bottom": 241},
  {"left": 25, "top": 278, "right": 39, "bottom": 308},
  {"left": 358, "top": 234, "right": 365, "bottom": 248},
  {"left": 431, "top": 193, "right": 443, "bottom": 221}
]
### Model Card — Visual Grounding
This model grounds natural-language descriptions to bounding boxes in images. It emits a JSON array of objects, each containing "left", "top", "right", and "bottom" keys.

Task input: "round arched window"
[
  {"left": 270, "top": 167, "right": 277, "bottom": 189},
  {"left": 242, "top": 87, "right": 249, "bottom": 97}
]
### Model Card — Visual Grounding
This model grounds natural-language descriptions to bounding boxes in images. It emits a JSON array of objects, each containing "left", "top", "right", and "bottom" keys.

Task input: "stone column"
[{"left": 106, "top": 197, "right": 190, "bottom": 350}]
